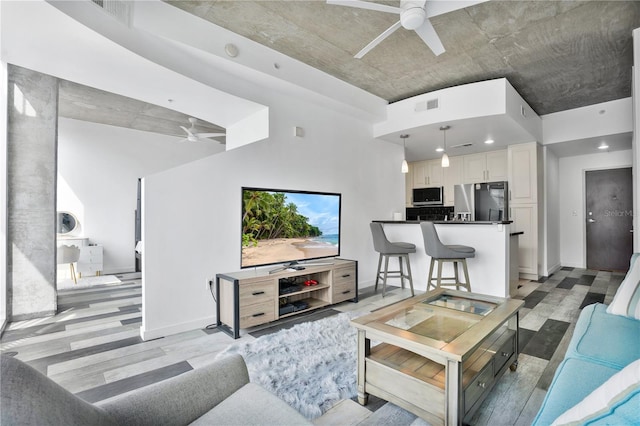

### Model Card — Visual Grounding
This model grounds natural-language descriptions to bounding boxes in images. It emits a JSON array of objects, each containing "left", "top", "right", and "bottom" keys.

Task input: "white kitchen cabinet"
[
  {"left": 426, "top": 159, "right": 443, "bottom": 186},
  {"left": 443, "top": 155, "right": 463, "bottom": 206},
  {"left": 508, "top": 143, "right": 542, "bottom": 280},
  {"left": 412, "top": 159, "right": 443, "bottom": 188},
  {"left": 463, "top": 150, "right": 507, "bottom": 183},
  {"left": 486, "top": 150, "right": 508, "bottom": 181},
  {"left": 508, "top": 142, "right": 539, "bottom": 204},
  {"left": 412, "top": 160, "right": 427, "bottom": 188},
  {"left": 510, "top": 204, "right": 538, "bottom": 279},
  {"left": 463, "top": 153, "right": 486, "bottom": 183}
]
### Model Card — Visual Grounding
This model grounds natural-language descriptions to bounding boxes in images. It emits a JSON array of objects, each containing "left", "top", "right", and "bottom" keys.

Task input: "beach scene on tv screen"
[{"left": 242, "top": 190, "right": 340, "bottom": 267}]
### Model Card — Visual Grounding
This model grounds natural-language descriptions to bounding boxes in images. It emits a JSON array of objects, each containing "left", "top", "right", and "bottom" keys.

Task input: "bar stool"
[
  {"left": 420, "top": 222, "right": 475, "bottom": 292},
  {"left": 370, "top": 222, "right": 415, "bottom": 297}
]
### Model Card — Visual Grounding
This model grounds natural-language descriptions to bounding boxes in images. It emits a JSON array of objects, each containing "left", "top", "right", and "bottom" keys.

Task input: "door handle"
[{"left": 588, "top": 218, "right": 596, "bottom": 223}]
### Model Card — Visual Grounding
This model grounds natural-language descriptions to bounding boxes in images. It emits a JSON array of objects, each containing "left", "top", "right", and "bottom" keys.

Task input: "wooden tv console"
[{"left": 216, "top": 258, "right": 358, "bottom": 339}]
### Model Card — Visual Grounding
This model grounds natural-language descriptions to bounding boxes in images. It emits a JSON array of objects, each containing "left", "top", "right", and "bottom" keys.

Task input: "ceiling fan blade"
[
  {"left": 326, "top": 0, "right": 401, "bottom": 15},
  {"left": 424, "top": 0, "right": 488, "bottom": 18},
  {"left": 414, "top": 19, "right": 445, "bottom": 56},
  {"left": 179, "top": 125, "right": 195, "bottom": 137},
  {"left": 195, "top": 133, "right": 226, "bottom": 138},
  {"left": 355, "top": 20, "right": 402, "bottom": 59}
]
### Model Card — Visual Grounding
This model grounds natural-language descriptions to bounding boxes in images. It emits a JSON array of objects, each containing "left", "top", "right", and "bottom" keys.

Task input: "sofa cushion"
[
  {"left": 99, "top": 354, "right": 250, "bottom": 426},
  {"left": 551, "top": 358, "right": 640, "bottom": 426},
  {"left": 531, "top": 357, "right": 621, "bottom": 426},
  {"left": 566, "top": 303, "right": 640, "bottom": 369},
  {"left": 190, "top": 383, "right": 313, "bottom": 426},
  {"left": 607, "top": 252, "right": 640, "bottom": 319},
  {"left": 0, "top": 354, "right": 116, "bottom": 426}
]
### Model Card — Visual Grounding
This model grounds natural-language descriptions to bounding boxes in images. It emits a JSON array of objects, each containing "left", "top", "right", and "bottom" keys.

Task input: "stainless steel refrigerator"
[{"left": 454, "top": 182, "right": 509, "bottom": 221}]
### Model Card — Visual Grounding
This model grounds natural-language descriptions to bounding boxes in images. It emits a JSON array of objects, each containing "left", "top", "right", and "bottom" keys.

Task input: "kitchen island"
[{"left": 375, "top": 220, "right": 519, "bottom": 298}]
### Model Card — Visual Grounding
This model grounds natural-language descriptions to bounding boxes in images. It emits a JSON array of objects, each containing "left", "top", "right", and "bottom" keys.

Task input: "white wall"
[
  {"left": 543, "top": 98, "right": 632, "bottom": 145},
  {"left": 58, "top": 118, "right": 224, "bottom": 274},
  {"left": 543, "top": 147, "right": 560, "bottom": 275},
  {"left": 559, "top": 150, "right": 633, "bottom": 268},
  {"left": 142, "top": 92, "right": 404, "bottom": 340}
]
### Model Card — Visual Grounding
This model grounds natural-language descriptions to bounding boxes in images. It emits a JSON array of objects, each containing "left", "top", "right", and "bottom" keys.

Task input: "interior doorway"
[{"left": 585, "top": 167, "right": 633, "bottom": 271}]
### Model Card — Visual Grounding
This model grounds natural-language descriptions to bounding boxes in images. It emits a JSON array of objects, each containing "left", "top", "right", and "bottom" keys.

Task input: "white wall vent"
[
  {"left": 90, "top": 0, "right": 132, "bottom": 27},
  {"left": 426, "top": 98, "right": 439, "bottom": 110}
]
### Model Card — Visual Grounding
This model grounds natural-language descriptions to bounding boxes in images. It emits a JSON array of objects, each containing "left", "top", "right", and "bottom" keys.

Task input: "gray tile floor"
[{"left": 0, "top": 267, "right": 624, "bottom": 425}]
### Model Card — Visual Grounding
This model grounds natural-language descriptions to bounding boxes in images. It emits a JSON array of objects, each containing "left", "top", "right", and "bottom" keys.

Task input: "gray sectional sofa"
[
  {"left": 532, "top": 254, "right": 640, "bottom": 425},
  {"left": 1, "top": 353, "right": 312, "bottom": 425}
]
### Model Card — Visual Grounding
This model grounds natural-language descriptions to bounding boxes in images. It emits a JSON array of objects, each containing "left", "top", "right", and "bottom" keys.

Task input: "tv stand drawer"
[
  {"left": 240, "top": 301, "right": 275, "bottom": 328},
  {"left": 239, "top": 280, "right": 276, "bottom": 307}
]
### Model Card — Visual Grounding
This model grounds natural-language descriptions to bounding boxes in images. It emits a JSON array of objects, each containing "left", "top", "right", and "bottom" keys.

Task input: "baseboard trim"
[
  {"left": 519, "top": 273, "right": 539, "bottom": 281},
  {"left": 547, "top": 263, "right": 562, "bottom": 276},
  {"left": 561, "top": 262, "right": 584, "bottom": 269},
  {"left": 140, "top": 315, "right": 216, "bottom": 341},
  {"left": 11, "top": 309, "right": 57, "bottom": 322}
]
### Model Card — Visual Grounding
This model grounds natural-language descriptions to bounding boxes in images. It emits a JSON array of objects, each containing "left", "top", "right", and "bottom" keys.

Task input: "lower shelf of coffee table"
[{"left": 365, "top": 326, "right": 516, "bottom": 424}]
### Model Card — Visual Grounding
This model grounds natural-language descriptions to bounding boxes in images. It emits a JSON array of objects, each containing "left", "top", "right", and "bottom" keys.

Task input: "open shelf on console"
[
  {"left": 278, "top": 283, "right": 330, "bottom": 298},
  {"left": 278, "top": 297, "right": 330, "bottom": 319}
]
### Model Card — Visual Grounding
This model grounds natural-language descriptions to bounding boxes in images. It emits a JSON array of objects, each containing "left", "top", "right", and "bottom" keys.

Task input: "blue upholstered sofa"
[{"left": 532, "top": 255, "right": 640, "bottom": 425}]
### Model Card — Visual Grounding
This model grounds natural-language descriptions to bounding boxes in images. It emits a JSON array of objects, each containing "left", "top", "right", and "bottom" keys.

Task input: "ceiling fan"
[
  {"left": 178, "top": 117, "right": 226, "bottom": 143},
  {"left": 327, "top": 0, "right": 487, "bottom": 59}
]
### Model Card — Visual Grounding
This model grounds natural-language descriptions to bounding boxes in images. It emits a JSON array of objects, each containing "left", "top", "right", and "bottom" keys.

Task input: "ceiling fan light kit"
[
  {"left": 326, "top": 0, "right": 483, "bottom": 58},
  {"left": 400, "top": 6, "right": 426, "bottom": 30}
]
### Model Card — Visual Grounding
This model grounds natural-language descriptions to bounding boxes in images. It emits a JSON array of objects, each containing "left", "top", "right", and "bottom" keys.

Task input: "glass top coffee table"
[{"left": 351, "top": 289, "right": 523, "bottom": 426}]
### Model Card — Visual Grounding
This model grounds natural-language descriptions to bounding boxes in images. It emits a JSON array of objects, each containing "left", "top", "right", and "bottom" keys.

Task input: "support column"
[{"left": 7, "top": 64, "right": 57, "bottom": 320}]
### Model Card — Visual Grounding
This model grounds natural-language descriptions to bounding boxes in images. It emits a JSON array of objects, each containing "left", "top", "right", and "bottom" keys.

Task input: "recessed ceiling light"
[
  {"left": 598, "top": 142, "right": 609, "bottom": 150},
  {"left": 435, "top": 147, "right": 444, "bottom": 152},
  {"left": 484, "top": 139, "right": 494, "bottom": 144}
]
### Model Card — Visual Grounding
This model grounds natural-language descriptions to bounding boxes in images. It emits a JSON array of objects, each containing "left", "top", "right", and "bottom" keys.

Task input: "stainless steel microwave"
[{"left": 412, "top": 187, "right": 444, "bottom": 206}]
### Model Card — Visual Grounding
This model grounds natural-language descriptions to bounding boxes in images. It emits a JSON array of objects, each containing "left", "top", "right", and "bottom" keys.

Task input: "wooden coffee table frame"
[{"left": 351, "top": 289, "right": 523, "bottom": 426}]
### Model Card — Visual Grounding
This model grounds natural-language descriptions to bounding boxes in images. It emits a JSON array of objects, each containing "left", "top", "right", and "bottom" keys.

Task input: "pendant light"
[
  {"left": 440, "top": 125, "right": 450, "bottom": 168},
  {"left": 400, "top": 134, "right": 409, "bottom": 173}
]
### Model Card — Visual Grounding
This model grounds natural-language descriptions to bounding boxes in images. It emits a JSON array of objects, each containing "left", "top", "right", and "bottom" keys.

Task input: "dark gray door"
[{"left": 586, "top": 168, "right": 633, "bottom": 271}]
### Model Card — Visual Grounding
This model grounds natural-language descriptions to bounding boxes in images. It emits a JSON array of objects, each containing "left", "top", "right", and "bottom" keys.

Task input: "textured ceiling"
[
  {"left": 168, "top": 0, "right": 640, "bottom": 115},
  {"left": 58, "top": 80, "right": 226, "bottom": 141}
]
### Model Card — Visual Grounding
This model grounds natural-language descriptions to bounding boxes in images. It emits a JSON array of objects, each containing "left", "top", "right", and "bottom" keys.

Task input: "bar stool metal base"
[
  {"left": 374, "top": 253, "right": 414, "bottom": 297},
  {"left": 427, "top": 257, "right": 471, "bottom": 292}
]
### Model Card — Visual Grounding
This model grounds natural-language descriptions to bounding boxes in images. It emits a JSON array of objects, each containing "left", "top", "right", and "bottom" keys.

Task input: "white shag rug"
[{"left": 217, "top": 312, "right": 359, "bottom": 419}]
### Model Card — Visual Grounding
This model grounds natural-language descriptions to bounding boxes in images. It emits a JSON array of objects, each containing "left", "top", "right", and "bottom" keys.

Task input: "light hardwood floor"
[{"left": 0, "top": 267, "right": 623, "bottom": 425}]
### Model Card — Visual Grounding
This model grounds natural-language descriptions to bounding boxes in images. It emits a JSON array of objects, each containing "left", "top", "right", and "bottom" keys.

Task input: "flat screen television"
[{"left": 241, "top": 187, "right": 341, "bottom": 269}]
